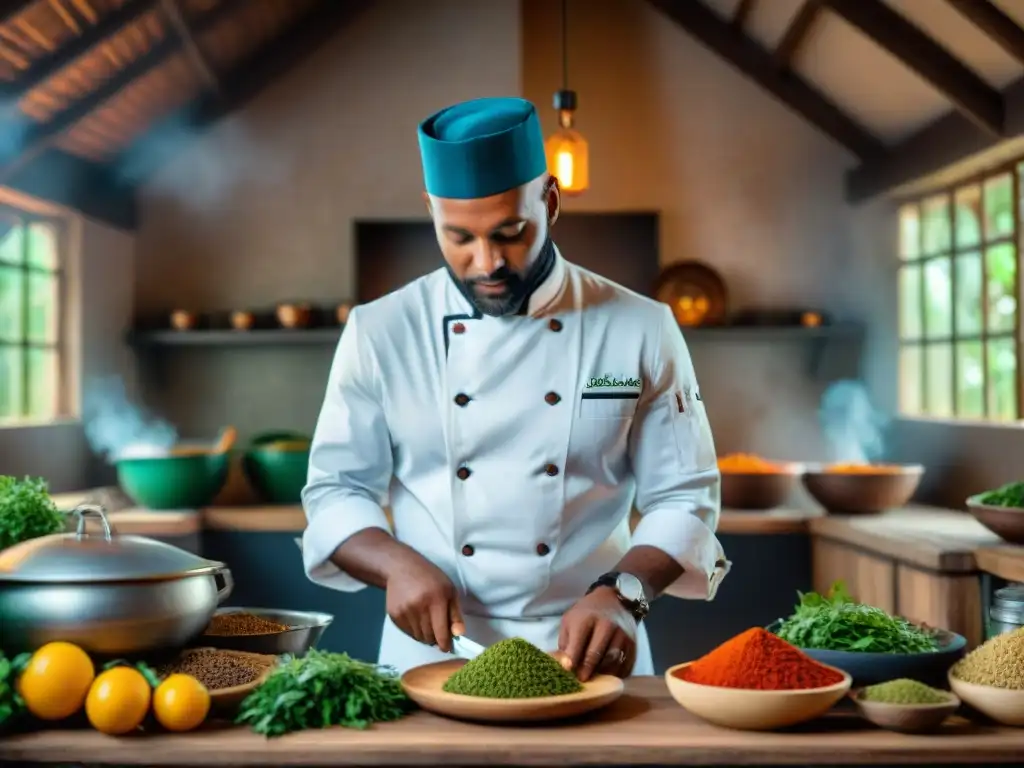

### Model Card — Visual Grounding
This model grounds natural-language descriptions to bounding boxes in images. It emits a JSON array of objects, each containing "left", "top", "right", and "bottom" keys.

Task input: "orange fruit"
[
  {"left": 152, "top": 674, "right": 210, "bottom": 732},
  {"left": 85, "top": 667, "right": 151, "bottom": 735},
  {"left": 18, "top": 641, "right": 95, "bottom": 721}
]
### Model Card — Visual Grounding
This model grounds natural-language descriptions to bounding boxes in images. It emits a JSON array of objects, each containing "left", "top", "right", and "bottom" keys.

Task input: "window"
[
  {"left": 898, "top": 167, "right": 1020, "bottom": 422},
  {"left": 0, "top": 211, "right": 65, "bottom": 424}
]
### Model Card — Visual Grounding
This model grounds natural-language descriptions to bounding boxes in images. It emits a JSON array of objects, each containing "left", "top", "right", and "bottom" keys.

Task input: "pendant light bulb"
[{"left": 545, "top": 89, "right": 589, "bottom": 195}]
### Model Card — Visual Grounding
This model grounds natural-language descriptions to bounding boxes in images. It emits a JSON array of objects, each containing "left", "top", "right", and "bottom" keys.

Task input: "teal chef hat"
[{"left": 418, "top": 97, "right": 547, "bottom": 200}]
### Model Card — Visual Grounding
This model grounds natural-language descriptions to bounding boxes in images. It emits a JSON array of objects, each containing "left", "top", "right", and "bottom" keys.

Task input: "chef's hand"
[
  {"left": 385, "top": 555, "right": 465, "bottom": 653},
  {"left": 557, "top": 588, "right": 637, "bottom": 682}
]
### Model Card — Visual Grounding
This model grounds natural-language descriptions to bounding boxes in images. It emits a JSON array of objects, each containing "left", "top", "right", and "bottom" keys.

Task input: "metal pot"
[{"left": 0, "top": 505, "right": 233, "bottom": 656}]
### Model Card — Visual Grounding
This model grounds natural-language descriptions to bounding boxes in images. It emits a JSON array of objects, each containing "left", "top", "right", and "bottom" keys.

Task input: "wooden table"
[{"left": 2, "top": 678, "right": 1023, "bottom": 766}]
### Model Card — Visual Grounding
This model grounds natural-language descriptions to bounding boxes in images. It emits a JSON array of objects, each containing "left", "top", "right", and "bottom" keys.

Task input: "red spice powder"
[{"left": 675, "top": 627, "right": 845, "bottom": 690}]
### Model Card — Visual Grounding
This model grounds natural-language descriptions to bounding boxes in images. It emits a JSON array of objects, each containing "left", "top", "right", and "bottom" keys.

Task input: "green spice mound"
[
  {"left": 978, "top": 481, "right": 1024, "bottom": 508},
  {"left": 443, "top": 638, "right": 584, "bottom": 699},
  {"left": 236, "top": 650, "right": 413, "bottom": 737},
  {"left": 775, "top": 581, "right": 938, "bottom": 654},
  {"left": 860, "top": 678, "right": 951, "bottom": 704},
  {"left": 951, "top": 627, "right": 1024, "bottom": 689}
]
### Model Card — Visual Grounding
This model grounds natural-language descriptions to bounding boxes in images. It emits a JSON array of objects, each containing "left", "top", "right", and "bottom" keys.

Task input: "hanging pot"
[{"left": 0, "top": 505, "right": 233, "bottom": 656}]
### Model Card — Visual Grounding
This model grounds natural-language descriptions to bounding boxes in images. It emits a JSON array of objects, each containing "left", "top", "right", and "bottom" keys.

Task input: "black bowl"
[{"left": 766, "top": 622, "right": 967, "bottom": 688}]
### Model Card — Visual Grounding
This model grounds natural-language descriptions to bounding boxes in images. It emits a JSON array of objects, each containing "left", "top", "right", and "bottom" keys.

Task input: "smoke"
[
  {"left": 83, "top": 377, "right": 178, "bottom": 462},
  {"left": 818, "top": 380, "right": 889, "bottom": 464},
  {"left": 115, "top": 114, "right": 291, "bottom": 211}
]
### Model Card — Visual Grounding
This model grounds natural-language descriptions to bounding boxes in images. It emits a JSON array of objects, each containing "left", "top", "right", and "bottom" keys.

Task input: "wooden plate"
[{"left": 400, "top": 659, "right": 624, "bottom": 723}]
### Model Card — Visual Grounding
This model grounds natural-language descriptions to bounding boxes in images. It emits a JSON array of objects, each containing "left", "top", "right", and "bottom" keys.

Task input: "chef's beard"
[{"left": 450, "top": 237, "right": 557, "bottom": 317}]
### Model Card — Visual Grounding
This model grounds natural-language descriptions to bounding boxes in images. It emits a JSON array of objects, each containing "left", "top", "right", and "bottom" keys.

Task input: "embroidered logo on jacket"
[
  {"left": 582, "top": 374, "right": 642, "bottom": 400},
  {"left": 584, "top": 375, "right": 641, "bottom": 390}
]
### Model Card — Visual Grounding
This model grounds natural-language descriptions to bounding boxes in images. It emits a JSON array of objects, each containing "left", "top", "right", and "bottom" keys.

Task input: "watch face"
[{"left": 615, "top": 572, "right": 644, "bottom": 603}]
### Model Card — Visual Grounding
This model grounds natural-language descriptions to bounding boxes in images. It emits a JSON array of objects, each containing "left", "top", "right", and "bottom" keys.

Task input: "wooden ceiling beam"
[
  {"left": 159, "top": 0, "right": 219, "bottom": 93},
  {"left": 945, "top": 0, "right": 1024, "bottom": 68},
  {"left": 732, "top": 0, "right": 755, "bottom": 29},
  {"left": 117, "top": 0, "right": 372, "bottom": 183},
  {"left": 0, "top": 1, "right": 34, "bottom": 25},
  {"left": 0, "top": 0, "right": 158, "bottom": 100},
  {"left": 0, "top": 0, "right": 248, "bottom": 182},
  {"left": 645, "top": 0, "right": 886, "bottom": 160},
  {"left": 774, "top": 0, "right": 822, "bottom": 68},
  {"left": 821, "top": 0, "right": 1004, "bottom": 136}
]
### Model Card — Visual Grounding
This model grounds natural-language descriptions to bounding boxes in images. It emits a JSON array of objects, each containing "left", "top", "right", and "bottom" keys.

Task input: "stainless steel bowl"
[
  {"left": 200, "top": 607, "right": 333, "bottom": 655},
  {"left": 0, "top": 505, "right": 233, "bottom": 656}
]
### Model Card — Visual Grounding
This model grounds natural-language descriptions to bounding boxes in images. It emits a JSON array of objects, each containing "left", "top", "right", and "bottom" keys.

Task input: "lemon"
[
  {"left": 152, "top": 674, "right": 210, "bottom": 732},
  {"left": 18, "top": 641, "right": 95, "bottom": 721},
  {"left": 85, "top": 667, "right": 152, "bottom": 735}
]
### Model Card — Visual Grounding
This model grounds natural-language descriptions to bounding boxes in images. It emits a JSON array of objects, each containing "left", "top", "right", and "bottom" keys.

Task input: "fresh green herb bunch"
[
  {"left": 0, "top": 476, "right": 64, "bottom": 551},
  {"left": 978, "top": 481, "right": 1024, "bottom": 508},
  {"left": 775, "top": 581, "right": 938, "bottom": 654},
  {"left": 0, "top": 651, "right": 30, "bottom": 729},
  {"left": 442, "top": 637, "right": 583, "bottom": 698},
  {"left": 236, "top": 650, "right": 413, "bottom": 737}
]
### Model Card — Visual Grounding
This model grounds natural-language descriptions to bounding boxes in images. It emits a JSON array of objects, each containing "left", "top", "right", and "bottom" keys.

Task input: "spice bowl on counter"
[
  {"left": 851, "top": 680, "right": 960, "bottom": 734},
  {"left": 158, "top": 647, "right": 277, "bottom": 717},
  {"left": 948, "top": 627, "right": 1024, "bottom": 726},
  {"left": 802, "top": 463, "right": 924, "bottom": 515},
  {"left": 966, "top": 494, "right": 1024, "bottom": 545},
  {"left": 717, "top": 453, "right": 803, "bottom": 510},
  {"left": 200, "top": 608, "right": 333, "bottom": 655}
]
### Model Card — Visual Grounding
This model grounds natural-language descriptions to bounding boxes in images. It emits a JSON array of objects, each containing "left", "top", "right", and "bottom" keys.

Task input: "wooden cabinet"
[{"left": 811, "top": 537, "right": 984, "bottom": 647}]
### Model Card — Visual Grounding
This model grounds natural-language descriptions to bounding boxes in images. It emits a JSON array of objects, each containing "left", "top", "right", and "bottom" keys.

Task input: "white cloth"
[{"left": 302, "top": 249, "right": 729, "bottom": 674}]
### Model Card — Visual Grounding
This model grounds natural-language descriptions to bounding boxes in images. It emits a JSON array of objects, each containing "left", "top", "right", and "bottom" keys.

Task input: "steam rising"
[
  {"left": 115, "top": 116, "right": 291, "bottom": 209},
  {"left": 818, "top": 380, "right": 888, "bottom": 464},
  {"left": 83, "top": 377, "right": 178, "bottom": 461}
]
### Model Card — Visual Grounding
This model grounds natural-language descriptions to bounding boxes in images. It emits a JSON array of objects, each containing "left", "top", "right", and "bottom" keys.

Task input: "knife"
[{"left": 451, "top": 634, "right": 486, "bottom": 660}]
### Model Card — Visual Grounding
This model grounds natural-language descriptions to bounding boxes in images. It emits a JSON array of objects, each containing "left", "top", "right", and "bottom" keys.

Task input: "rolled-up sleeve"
[
  {"left": 629, "top": 305, "right": 730, "bottom": 600},
  {"left": 301, "top": 308, "right": 393, "bottom": 592}
]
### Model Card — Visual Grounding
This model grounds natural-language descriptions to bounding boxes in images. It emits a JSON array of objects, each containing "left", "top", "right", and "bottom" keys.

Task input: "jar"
[{"left": 989, "top": 583, "right": 1024, "bottom": 637}]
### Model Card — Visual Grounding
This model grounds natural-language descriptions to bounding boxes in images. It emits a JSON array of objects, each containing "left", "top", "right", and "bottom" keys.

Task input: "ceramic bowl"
[
  {"left": 851, "top": 689, "right": 960, "bottom": 733},
  {"left": 966, "top": 495, "right": 1024, "bottom": 545},
  {"left": 720, "top": 465, "right": 803, "bottom": 511},
  {"left": 949, "top": 672, "right": 1024, "bottom": 726},
  {"left": 664, "top": 662, "right": 851, "bottom": 731},
  {"left": 802, "top": 463, "right": 924, "bottom": 514}
]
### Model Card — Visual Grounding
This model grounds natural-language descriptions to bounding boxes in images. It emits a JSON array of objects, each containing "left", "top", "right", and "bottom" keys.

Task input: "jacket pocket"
[{"left": 579, "top": 392, "right": 640, "bottom": 419}]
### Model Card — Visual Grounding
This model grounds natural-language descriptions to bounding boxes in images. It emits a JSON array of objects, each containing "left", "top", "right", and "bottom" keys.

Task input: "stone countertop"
[{"left": 0, "top": 677, "right": 1020, "bottom": 766}]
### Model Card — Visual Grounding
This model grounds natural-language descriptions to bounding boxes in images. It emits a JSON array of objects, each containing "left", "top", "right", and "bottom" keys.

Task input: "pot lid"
[{"left": 0, "top": 505, "right": 225, "bottom": 584}]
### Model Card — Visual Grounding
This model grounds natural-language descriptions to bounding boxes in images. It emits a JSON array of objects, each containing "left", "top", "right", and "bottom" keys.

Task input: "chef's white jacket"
[{"left": 302, "top": 249, "right": 729, "bottom": 674}]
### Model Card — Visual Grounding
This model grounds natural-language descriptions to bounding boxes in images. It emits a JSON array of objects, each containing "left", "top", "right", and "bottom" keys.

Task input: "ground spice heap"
[
  {"left": 205, "top": 612, "right": 289, "bottom": 636},
  {"left": 860, "top": 678, "right": 950, "bottom": 705},
  {"left": 443, "top": 638, "right": 584, "bottom": 698},
  {"left": 676, "top": 627, "right": 845, "bottom": 690},
  {"left": 159, "top": 649, "right": 265, "bottom": 691},
  {"left": 951, "top": 627, "right": 1024, "bottom": 689}
]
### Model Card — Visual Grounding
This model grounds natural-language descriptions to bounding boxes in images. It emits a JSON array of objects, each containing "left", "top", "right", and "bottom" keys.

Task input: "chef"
[{"left": 302, "top": 96, "right": 729, "bottom": 680}]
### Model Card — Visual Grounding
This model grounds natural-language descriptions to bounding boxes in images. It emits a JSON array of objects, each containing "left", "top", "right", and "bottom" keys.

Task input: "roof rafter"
[
  {"left": 821, "top": 0, "right": 1004, "bottom": 136},
  {"left": 945, "top": 0, "right": 1024, "bottom": 68},
  {"left": 118, "top": 0, "right": 372, "bottom": 182},
  {"left": 645, "top": 0, "right": 886, "bottom": 160},
  {"left": 0, "top": 1, "right": 33, "bottom": 25},
  {"left": 0, "top": 0, "right": 158, "bottom": 101},
  {"left": 774, "top": 0, "right": 822, "bottom": 69},
  {"left": 0, "top": 0, "right": 249, "bottom": 183}
]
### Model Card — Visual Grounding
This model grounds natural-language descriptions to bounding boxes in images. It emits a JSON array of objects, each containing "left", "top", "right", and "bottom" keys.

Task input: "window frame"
[
  {"left": 896, "top": 161, "right": 1023, "bottom": 423},
  {"left": 0, "top": 207, "right": 69, "bottom": 425}
]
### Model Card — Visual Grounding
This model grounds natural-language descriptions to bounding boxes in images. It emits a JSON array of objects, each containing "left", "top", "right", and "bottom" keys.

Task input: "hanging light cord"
[{"left": 561, "top": 0, "right": 569, "bottom": 91}]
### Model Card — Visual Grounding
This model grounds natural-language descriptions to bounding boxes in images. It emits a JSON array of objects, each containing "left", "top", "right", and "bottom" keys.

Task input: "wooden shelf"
[{"left": 126, "top": 322, "right": 864, "bottom": 348}]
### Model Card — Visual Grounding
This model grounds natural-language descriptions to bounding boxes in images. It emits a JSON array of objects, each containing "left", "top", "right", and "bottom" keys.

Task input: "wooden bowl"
[
  {"left": 230, "top": 311, "right": 254, "bottom": 331},
  {"left": 276, "top": 303, "right": 312, "bottom": 329},
  {"left": 400, "top": 659, "right": 623, "bottom": 723},
  {"left": 720, "top": 466, "right": 803, "bottom": 510},
  {"left": 949, "top": 672, "right": 1024, "bottom": 726},
  {"left": 169, "top": 309, "right": 197, "bottom": 331},
  {"left": 851, "top": 689, "right": 960, "bottom": 733},
  {"left": 663, "top": 662, "right": 851, "bottom": 731},
  {"left": 966, "top": 495, "right": 1024, "bottom": 544},
  {"left": 802, "top": 464, "right": 923, "bottom": 514},
  {"left": 172, "top": 648, "right": 277, "bottom": 718}
]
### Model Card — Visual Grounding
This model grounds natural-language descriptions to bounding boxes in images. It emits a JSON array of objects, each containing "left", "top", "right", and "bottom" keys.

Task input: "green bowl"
[
  {"left": 116, "top": 453, "right": 230, "bottom": 510},
  {"left": 243, "top": 434, "right": 310, "bottom": 504}
]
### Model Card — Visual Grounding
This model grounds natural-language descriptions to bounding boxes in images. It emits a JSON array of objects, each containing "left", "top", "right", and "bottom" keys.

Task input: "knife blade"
[{"left": 451, "top": 634, "right": 486, "bottom": 660}]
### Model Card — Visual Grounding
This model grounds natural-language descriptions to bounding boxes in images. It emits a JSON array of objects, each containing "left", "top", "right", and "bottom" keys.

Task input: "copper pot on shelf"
[
  {"left": 169, "top": 310, "right": 197, "bottom": 331},
  {"left": 230, "top": 311, "right": 255, "bottom": 331},
  {"left": 336, "top": 303, "right": 353, "bottom": 325},
  {"left": 276, "top": 303, "right": 312, "bottom": 329}
]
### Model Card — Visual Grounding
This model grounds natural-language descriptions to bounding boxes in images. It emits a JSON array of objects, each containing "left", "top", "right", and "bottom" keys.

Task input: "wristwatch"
[{"left": 586, "top": 571, "right": 650, "bottom": 622}]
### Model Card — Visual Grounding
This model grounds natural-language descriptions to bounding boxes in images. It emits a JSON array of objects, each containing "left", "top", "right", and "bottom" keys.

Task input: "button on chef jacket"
[{"left": 302, "top": 249, "right": 730, "bottom": 675}]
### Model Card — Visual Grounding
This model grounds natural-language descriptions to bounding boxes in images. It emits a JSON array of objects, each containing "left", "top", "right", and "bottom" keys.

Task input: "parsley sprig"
[
  {"left": 0, "top": 651, "right": 30, "bottom": 729},
  {"left": 0, "top": 476, "right": 65, "bottom": 551},
  {"left": 236, "top": 650, "right": 414, "bottom": 737},
  {"left": 774, "top": 581, "right": 938, "bottom": 654}
]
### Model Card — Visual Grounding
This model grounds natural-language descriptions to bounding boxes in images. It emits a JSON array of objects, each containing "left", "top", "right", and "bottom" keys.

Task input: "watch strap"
[{"left": 586, "top": 571, "right": 649, "bottom": 622}]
